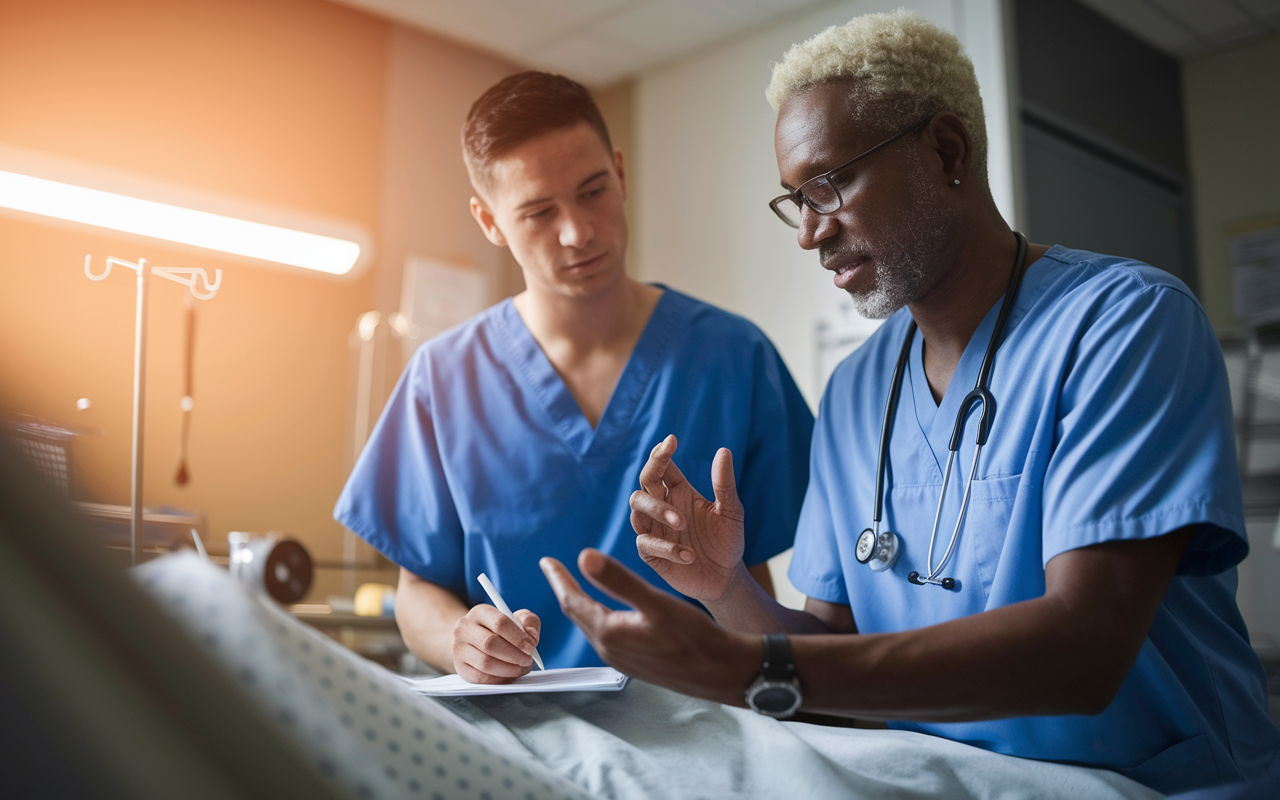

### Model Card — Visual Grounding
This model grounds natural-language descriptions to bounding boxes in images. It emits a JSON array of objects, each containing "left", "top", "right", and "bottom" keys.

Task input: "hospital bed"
[{"left": 0, "top": 434, "right": 1164, "bottom": 799}]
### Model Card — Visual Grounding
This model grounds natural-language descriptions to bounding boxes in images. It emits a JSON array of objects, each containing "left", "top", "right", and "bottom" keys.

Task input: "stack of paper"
[{"left": 403, "top": 667, "right": 629, "bottom": 697}]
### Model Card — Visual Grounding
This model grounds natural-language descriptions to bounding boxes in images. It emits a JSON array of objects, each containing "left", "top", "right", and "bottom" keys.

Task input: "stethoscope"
[{"left": 854, "top": 232, "right": 1029, "bottom": 590}]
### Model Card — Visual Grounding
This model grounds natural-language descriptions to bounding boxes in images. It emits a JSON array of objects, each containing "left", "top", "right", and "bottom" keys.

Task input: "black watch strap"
[{"left": 761, "top": 633, "right": 795, "bottom": 682}]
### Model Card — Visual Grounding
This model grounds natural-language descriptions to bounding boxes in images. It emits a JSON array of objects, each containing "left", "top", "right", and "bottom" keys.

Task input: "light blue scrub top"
[
  {"left": 790, "top": 247, "right": 1280, "bottom": 795},
  {"left": 336, "top": 287, "right": 813, "bottom": 669}
]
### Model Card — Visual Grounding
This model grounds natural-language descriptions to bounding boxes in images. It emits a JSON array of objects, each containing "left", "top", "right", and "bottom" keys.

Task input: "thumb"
[
  {"left": 577, "top": 548, "right": 666, "bottom": 616},
  {"left": 711, "top": 448, "right": 743, "bottom": 518},
  {"left": 541, "top": 557, "right": 607, "bottom": 630}
]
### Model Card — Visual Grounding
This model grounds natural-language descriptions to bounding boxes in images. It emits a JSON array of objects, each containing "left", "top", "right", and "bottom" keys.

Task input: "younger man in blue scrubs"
[
  {"left": 334, "top": 73, "right": 812, "bottom": 682},
  {"left": 541, "top": 11, "right": 1280, "bottom": 796}
]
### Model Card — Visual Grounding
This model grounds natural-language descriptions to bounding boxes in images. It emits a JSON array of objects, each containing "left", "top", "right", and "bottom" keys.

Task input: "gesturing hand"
[
  {"left": 540, "top": 549, "right": 756, "bottom": 705},
  {"left": 629, "top": 435, "right": 746, "bottom": 602},
  {"left": 451, "top": 604, "right": 540, "bottom": 684}
]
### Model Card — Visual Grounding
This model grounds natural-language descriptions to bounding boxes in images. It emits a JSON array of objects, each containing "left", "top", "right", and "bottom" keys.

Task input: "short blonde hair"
[{"left": 766, "top": 9, "right": 987, "bottom": 179}]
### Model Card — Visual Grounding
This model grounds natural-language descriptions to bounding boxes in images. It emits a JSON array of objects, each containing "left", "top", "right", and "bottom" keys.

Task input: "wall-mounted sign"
[{"left": 1231, "top": 223, "right": 1280, "bottom": 326}]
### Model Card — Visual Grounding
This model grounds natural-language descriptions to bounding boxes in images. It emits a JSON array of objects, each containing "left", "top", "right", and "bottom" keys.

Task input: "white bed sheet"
[
  {"left": 441, "top": 671, "right": 1162, "bottom": 800},
  {"left": 135, "top": 553, "right": 1161, "bottom": 800}
]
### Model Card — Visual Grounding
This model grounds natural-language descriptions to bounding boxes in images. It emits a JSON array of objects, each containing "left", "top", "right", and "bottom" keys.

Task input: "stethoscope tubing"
[
  {"left": 872, "top": 326, "right": 917, "bottom": 537},
  {"left": 873, "top": 231, "right": 1029, "bottom": 589}
]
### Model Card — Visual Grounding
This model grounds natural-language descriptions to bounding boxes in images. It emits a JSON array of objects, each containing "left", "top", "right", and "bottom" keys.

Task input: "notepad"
[{"left": 403, "top": 667, "right": 629, "bottom": 697}]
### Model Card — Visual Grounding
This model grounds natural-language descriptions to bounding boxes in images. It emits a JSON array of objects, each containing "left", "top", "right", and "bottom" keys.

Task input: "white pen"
[{"left": 477, "top": 573, "right": 544, "bottom": 670}]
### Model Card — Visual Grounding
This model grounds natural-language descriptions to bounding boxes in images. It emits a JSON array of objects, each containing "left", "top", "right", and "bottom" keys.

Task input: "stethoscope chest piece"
[{"left": 855, "top": 528, "right": 900, "bottom": 572}]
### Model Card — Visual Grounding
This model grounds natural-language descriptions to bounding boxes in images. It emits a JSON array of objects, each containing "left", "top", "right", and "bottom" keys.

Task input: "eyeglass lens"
[
  {"left": 770, "top": 115, "right": 934, "bottom": 228},
  {"left": 774, "top": 175, "right": 842, "bottom": 227}
]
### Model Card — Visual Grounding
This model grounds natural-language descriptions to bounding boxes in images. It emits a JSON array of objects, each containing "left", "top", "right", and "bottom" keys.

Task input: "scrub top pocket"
[{"left": 960, "top": 473, "right": 1024, "bottom": 605}]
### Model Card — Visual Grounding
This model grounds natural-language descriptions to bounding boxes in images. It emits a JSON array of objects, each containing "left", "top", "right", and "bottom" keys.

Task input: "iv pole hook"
[{"left": 85, "top": 254, "right": 111, "bottom": 280}]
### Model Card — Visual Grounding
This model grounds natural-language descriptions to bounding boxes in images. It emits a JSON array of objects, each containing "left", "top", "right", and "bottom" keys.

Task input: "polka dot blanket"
[{"left": 134, "top": 552, "right": 593, "bottom": 800}]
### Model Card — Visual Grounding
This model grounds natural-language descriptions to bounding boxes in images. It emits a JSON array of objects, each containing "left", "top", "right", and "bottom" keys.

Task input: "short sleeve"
[
  {"left": 738, "top": 338, "right": 814, "bottom": 567},
  {"left": 1042, "top": 282, "right": 1247, "bottom": 574},
  {"left": 786, "top": 390, "right": 851, "bottom": 604},
  {"left": 332, "top": 351, "right": 468, "bottom": 596}
]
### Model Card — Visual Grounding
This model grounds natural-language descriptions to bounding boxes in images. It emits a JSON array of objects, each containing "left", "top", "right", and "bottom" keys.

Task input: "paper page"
[{"left": 403, "top": 667, "right": 629, "bottom": 697}]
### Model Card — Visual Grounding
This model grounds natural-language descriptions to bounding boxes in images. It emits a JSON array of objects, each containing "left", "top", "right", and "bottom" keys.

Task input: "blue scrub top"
[
  {"left": 790, "top": 247, "right": 1280, "bottom": 794},
  {"left": 336, "top": 287, "right": 813, "bottom": 669}
]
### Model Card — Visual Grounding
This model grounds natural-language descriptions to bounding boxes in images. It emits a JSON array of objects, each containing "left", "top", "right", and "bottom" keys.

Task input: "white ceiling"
[
  {"left": 333, "top": 0, "right": 832, "bottom": 86},
  {"left": 335, "top": 0, "right": 1280, "bottom": 87},
  {"left": 1076, "top": 0, "right": 1280, "bottom": 57}
]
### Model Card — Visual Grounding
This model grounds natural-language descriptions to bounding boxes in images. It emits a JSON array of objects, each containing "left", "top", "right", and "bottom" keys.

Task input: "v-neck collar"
[
  {"left": 491, "top": 287, "right": 680, "bottom": 459},
  {"left": 905, "top": 252, "right": 1054, "bottom": 472}
]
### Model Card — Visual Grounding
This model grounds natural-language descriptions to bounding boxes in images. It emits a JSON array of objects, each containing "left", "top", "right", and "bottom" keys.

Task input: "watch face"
[
  {"left": 752, "top": 684, "right": 799, "bottom": 714},
  {"left": 855, "top": 529, "right": 876, "bottom": 563}
]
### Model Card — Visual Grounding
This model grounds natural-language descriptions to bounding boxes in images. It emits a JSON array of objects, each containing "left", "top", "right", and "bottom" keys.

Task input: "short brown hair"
[{"left": 462, "top": 71, "right": 612, "bottom": 189}]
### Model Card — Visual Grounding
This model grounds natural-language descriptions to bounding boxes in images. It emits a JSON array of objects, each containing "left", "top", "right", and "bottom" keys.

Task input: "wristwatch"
[{"left": 744, "top": 633, "right": 802, "bottom": 719}]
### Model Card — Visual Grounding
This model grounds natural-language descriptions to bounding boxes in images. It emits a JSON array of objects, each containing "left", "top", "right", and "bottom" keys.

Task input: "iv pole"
[
  {"left": 85, "top": 255, "right": 221, "bottom": 565},
  {"left": 130, "top": 259, "right": 149, "bottom": 568}
]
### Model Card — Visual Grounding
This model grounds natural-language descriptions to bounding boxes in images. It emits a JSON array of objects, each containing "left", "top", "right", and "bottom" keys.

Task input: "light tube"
[{"left": 0, "top": 169, "right": 362, "bottom": 275}]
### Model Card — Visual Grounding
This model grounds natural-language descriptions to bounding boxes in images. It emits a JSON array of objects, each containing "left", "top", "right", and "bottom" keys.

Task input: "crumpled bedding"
[
  {"left": 442, "top": 679, "right": 1161, "bottom": 800},
  {"left": 136, "top": 552, "right": 1160, "bottom": 800},
  {"left": 135, "top": 553, "right": 591, "bottom": 800}
]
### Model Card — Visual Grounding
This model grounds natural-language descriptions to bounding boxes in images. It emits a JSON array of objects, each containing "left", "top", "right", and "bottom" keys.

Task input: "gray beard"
[
  {"left": 848, "top": 250, "right": 928, "bottom": 319},
  {"left": 827, "top": 153, "right": 955, "bottom": 320}
]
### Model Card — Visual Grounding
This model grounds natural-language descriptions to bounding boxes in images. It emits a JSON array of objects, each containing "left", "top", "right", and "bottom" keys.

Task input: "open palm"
[{"left": 629, "top": 435, "right": 745, "bottom": 603}]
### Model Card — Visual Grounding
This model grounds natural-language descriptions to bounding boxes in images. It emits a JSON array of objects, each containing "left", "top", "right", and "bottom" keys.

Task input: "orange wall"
[
  {"left": 375, "top": 25, "right": 523, "bottom": 313},
  {"left": 0, "top": 0, "right": 518, "bottom": 564}
]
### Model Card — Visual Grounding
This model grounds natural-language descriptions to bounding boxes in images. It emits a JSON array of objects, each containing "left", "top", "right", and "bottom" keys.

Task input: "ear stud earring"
[{"left": 953, "top": 179, "right": 960, "bottom": 185}]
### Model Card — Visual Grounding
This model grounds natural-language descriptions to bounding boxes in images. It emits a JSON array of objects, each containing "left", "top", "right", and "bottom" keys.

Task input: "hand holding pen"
[{"left": 451, "top": 573, "right": 543, "bottom": 684}]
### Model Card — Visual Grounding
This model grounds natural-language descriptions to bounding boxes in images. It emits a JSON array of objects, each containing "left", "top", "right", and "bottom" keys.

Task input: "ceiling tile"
[
  {"left": 1156, "top": 0, "right": 1262, "bottom": 43},
  {"left": 1232, "top": 0, "right": 1280, "bottom": 26},
  {"left": 513, "top": 0, "right": 645, "bottom": 50},
  {"left": 526, "top": 0, "right": 639, "bottom": 24},
  {"left": 1074, "top": 0, "right": 1205, "bottom": 55},
  {"left": 525, "top": 28, "right": 656, "bottom": 85},
  {"left": 600, "top": 0, "right": 823, "bottom": 64},
  {"left": 335, "top": 0, "right": 615, "bottom": 56},
  {"left": 336, "top": 0, "right": 831, "bottom": 82},
  {"left": 339, "top": 0, "right": 1277, "bottom": 80},
  {"left": 600, "top": 0, "right": 759, "bottom": 58}
]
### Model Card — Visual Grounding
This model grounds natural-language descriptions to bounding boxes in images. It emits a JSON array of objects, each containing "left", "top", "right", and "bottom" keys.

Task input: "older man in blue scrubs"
[
  {"left": 334, "top": 73, "right": 812, "bottom": 682},
  {"left": 540, "top": 11, "right": 1280, "bottom": 796}
]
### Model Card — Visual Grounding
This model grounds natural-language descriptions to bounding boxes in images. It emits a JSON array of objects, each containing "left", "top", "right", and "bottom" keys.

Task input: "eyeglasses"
[{"left": 768, "top": 116, "right": 933, "bottom": 228}]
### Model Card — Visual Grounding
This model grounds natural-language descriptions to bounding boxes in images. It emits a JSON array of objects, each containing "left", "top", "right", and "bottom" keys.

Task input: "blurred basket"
[{"left": 3, "top": 414, "right": 82, "bottom": 497}]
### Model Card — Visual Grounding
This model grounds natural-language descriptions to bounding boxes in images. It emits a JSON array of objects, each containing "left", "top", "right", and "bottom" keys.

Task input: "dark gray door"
[{"left": 1023, "top": 119, "right": 1196, "bottom": 291}]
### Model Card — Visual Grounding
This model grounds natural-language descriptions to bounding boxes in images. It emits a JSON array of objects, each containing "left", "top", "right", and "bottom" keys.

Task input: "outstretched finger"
[
  {"left": 636, "top": 533, "right": 694, "bottom": 564},
  {"left": 711, "top": 448, "right": 744, "bottom": 520},
  {"left": 639, "top": 435, "right": 688, "bottom": 498},
  {"left": 540, "top": 557, "right": 609, "bottom": 631},
  {"left": 630, "top": 489, "right": 686, "bottom": 531},
  {"left": 577, "top": 548, "right": 668, "bottom": 617}
]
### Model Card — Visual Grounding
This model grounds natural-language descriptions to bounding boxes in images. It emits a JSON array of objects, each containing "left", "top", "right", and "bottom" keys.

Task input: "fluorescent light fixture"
[{"left": 0, "top": 168, "right": 364, "bottom": 276}]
